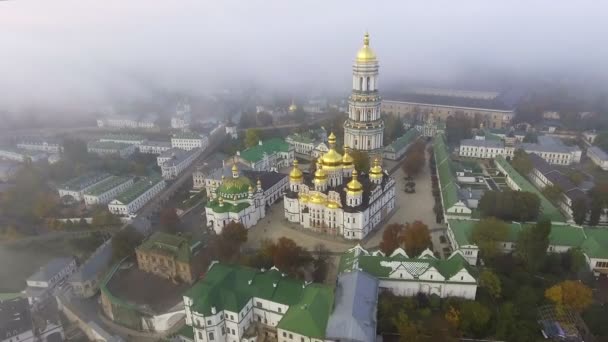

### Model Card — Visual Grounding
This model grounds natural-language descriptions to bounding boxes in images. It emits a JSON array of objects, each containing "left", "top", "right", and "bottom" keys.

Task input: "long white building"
[
  {"left": 57, "top": 173, "right": 113, "bottom": 202},
  {"left": 87, "top": 141, "right": 136, "bottom": 158},
  {"left": 158, "top": 148, "right": 202, "bottom": 180},
  {"left": 83, "top": 176, "right": 135, "bottom": 207},
  {"left": 339, "top": 245, "right": 478, "bottom": 299},
  {"left": 96, "top": 114, "right": 158, "bottom": 129},
  {"left": 99, "top": 134, "right": 146, "bottom": 145},
  {"left": 138, "top": 141, "right": 172, "bottom": 154},
  {"left": 108, "top": 175, "right": 166, "bottom": 217},
  {"left": 17, "top": 138, "right": 62, "bottom": 153},
  {"left": 171, "top": 132, "right": 209, "bottom": 151},
  {"left": 588, "top": 146, "right": 608, "bottom": 171},
  {"left": 0, "top": 147, "right": 47, "bottom": 163},
  {"left": 284, "top": 133, "right": 396, "bottom": 240}
]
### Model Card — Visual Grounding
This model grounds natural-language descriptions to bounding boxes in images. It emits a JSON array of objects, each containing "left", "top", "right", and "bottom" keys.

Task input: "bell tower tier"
[{"left": 344, "top": 32, "right": 384, "bottom": 153}]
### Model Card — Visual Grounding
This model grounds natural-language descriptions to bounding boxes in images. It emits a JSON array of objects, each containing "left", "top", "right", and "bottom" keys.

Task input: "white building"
[
  {"left": 108, "top": 175, "right": 166, "bottom": 217},
  {"left": 225, "top": 123, "right": 238, "bottom": 140},
  {"left": 344, "top": 33, "right": 384, "bottom": 153},
  {"left": 138, "top": 140, "right": 172, "bottom": 154},
  {"left": 284, "top": 133, "right": 396, "bottom": 240},
  {"left": 97, "top": 114, "right": 158, "bottom": 129},
  {"left": 205, "top": 165, "right": 288, "bottom": 233},
  {"left": 459, "top": 139, "right": 506, "bottom": 159},
  {"left": 87, "top": 141, "right": 136, "bottom": 158},
  {"left": 17, "top": 138, "right": 62, "bottom": 153},
  {"left": 588, "top": 146, "right": 608, "bottom": 171},
  {"left": 159, "top": 148, "right": 202, "bottom": 180},
  {"left": 99, "top": 134, "right": 146, "bottom": 145},
  {"left": 182, "top": 262, "right": 334, "bottom": 342},
  {"left": 83, "top": 176, "right": 135, "bottom": 207},
  {"left": 285, "top": 128, "right": 327, "bottom": 157},
  {"left": 192, "top": 153, "right": 229, "bottom": 191},
  {"left": 171, "top": 132, "right": 209, "bottom": 151},
  {"left": 25, "top": 257, "right": 77, "bottom": 305},
  {"left": 583, "top": 131, "right": 598, "bottom": 145},
  {"left": 171, "top": 103, "right": 192, "bottom": 130},
  {"left": 57, "top": 173, "right": 113, "bottom": 202},
  {"left": 339, "top": 245, "right": 478, "bottom": 299},
  {"left": 0, "top": 147, "right": 47, "bottom": 163}
]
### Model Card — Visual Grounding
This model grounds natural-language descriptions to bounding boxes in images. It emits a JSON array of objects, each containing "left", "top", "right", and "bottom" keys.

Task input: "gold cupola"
[
  {"left": 231, "top": 163, "right": 239, "bottom": 178},
  {"left": 342, "top": 146, "right": 355, "bottom": 166},
  {"left": 314, "top": 157, "right": 327, "bottom": 181},
  {"left": 321, "top": 132, "right": 343, "bottom": 168},
  {"left": 288, "top": 99, "right": 297, "bottom": 113},
  {"left": 369, "top": 157, "right": 383, "bottom": 180},
  {"left": 356, "top": 32, "right": 377, "bottom": 63},
  {"left": 289, "top": 159, "right": 303, "bottom": 181},
  {"left": 346, "top": 169, "right": 364, "bottom": 194}
]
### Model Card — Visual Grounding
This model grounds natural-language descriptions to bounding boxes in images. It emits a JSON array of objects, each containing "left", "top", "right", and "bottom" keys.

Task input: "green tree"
[
  {"left": 392, "top": 312, "right": 423, "bottom": 342},
  {"left": 217, "top": 221, "right": 248, "bottom": 261},
  {"left": 159, "top": 207, "right": 180, "bottom": 233},
  {"left": 594, "top": 131, "right": 608, "bottom": 151},
  {"left": 350, "top": 150, "right": 370, "bottom": 172},
  {"left": 515, "top": 218, "right": 551, "bottom": 271},
  {"left": 471, "top": 218, "right": 509, "bottom": 260},
  {"left": 511, "top": 149, "right": 533, "bottom": 175},
  {"left": 545, "top": 280, "right": 593, "bottom": 312},
  {"left": 523, "top": 132, "right": 538, "bottom": 143},
  {"left": 383, "top": 113, "right": 406, "bottom": 145},
  {"left": 542, "top": 184, "right": 563, "bottom": 202},
  {"left": 479, "top": 270, "right": 501, "bottom": 300},
  {"left": 571, "top": 197, "right": 588, "bottom": 225},
  {"left": 495, "top": 302, "right": 518, "bottom": 340},
  {"left": 478, "top": 190, "right": 540, "bottom": 222},
  {"left": 111, "top": 226, "right": 144, "bottom": 261},
  {"left": 459, "top": 301, "right": 491, "bottom": 337},
  {"left": 257, "top": 112, "right": 273, "bottom": 126},
  {"left": 445, "top": 112, "right": 473, "bottom": 145},
  {"left": 244, "top": 128, "right": 263, "bottom": 148}
]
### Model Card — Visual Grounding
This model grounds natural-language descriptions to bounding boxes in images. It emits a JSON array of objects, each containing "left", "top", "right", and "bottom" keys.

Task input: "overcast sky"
[{"left": 1, "top": 0, "right": 607, "bottom": 116}]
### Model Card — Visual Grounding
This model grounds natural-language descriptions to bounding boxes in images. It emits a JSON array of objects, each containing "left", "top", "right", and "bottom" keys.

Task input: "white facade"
[
  {"left": 138, "top": 141, "right": 172, "bottom": 154},
  {"left": 458, "top": 139, "right": 507, "bottom": 159},
  {"left": 171, "top": 133, "right": 209, "bottom": 151},
  {"left": 108, "top": 177, "right": 166, "bottom": 217},
  {"left": 97, "top": 116, "right": 158, "bottom": 129},
  {"left": 99, "top": 135, "right": 146, "bottom": 145},
  {"left": 0, "top": 148, "right": 47, "bottom": 163},
  {"left": 344, "top": 33, "right": 384, "bottom": 153},
  {"left": 83, "top": 177, "right": 135, "bottom": 207},
  {"left": 57, "top": 173, "right": 113, "bottom": 202},
  {"left": 26, "top": 257, "right": 77, "bottom": 305},
  {"left": 17, "top": 140, "right": 62, "bottom": 153},
  {"left": 160, "top": 148, "right": 202, "bottom": 180},
  {"left": 87, "top": 142, "right": 136, "bottom": 158}
]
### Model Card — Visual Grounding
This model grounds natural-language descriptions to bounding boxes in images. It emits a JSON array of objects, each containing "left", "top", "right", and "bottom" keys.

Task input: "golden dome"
[
  {"left": 314, "top": 158, "right": 327, "bottom": 181},
  {"left": 321, "top": 132, "right": 342, "bottom": 167},
  {"left": 356, "top": 32, "right": 377, "bottom": 63},
  {"left": 288, "top": 100, "right": 297, "bottom": 112},
  {"left": 299, "top": 194, "right": 309, "bottom": 203},
  {"left": 309, "top": 192, "right": 327, "bottom": 205},
  {"left": 248, "top": 184, "right": 254, "bottom": 192},
  {"left": 342, "top": 146, "right": 354, "bottom": 166},
  {"left": 346, "top": 169, "right": 363, "bottom": 194},
  {"left": 289, "top": 159, "right": 303, "bottom": 181},
  {"left": 369, "top": 157, "right": 383, "bottom": 179},
  {"left": 327, "top": 201, "right": 341, "bottom": 209}
]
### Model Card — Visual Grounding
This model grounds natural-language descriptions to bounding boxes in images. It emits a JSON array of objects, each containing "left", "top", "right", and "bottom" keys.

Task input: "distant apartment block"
[
  {"left": 108, "top": 175, "right": 165, "bottom": 217},
  {"left": 588, "top": 146, "right": 608, "bottom": 171},
  {"left": 171, "top": 132, "right": 208, "bottom": 151},
  {"left": 57, "top": 173, "right": 113, "bottom": 202},
  {"left": 83, "top": 176, "right": 135, "bottom": 207},
  {"left": 87, "top": 141, "right": 136, "bottom": 158},
  {"left": 138, "top": 140, "right": 172, "bottom": 154},
  {"left": 17, "top": 137, "right": 63, "bottom": 153}
]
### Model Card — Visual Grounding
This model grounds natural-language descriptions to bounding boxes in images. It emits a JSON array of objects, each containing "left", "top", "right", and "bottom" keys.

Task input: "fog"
[{"left": 1, "top": 0, "right": 608, "bottom": 120}]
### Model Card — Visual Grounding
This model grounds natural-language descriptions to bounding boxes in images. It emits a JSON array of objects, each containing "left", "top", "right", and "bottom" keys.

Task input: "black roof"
[
  {"left": 0, "top": 298, "right": 32, "bottom": 340},
  {"left": 383, "top": 92, "right": 513, "bottom": 111},
  {"left": 242, "top": 170, "right": 288, "bottom": 191}
]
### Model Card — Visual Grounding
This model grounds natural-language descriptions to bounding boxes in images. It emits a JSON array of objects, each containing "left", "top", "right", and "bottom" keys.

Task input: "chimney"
[{"left": 211, "top": 306, "right": 216, "bottom": 314}]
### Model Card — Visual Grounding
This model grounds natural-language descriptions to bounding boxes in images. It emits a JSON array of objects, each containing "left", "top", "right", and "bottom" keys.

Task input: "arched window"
[
  {"left": 367, "top": 77, "right": 371, "bottom": 91},
  {"left": 359, "top": 77, "right": 363, "bottom": 90}
]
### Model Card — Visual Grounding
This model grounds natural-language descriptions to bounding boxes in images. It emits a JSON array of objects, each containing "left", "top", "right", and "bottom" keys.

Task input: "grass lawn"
[{"left": 0, "top": 234, "right": 105, "bottom": 292}]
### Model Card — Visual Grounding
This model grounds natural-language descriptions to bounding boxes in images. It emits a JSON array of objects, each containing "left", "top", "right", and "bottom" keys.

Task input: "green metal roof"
[
  {"left": 494, "top": 156, "right": 565, "bottom": 222},
  {"left": 114, "top": 175, "right": 163, "bottom": 204},
  {"left": 136, "top": 232, "right": 195, "bottom": 262},
  {"left": 239, "top": 138, "right": 289, "bottom": 163},
  {"left": 433, "top": 134, "right": 460, "bottom": 209},
  {"left": 385, "top": 129, "right": 420, "bottom": 152},
  {"left": 59, "top": 173, "right": 111, "bottom": 191},
  {"left": 581, "top": 228, "right": 608, "bottom": 259},
  {"left": 84, "top": 176, "right": 132, "bottom": 196},
  {"left": 206, "top": 200, "right": 250, "bottom": 213},
  {"left": 216, "top": 176, "right": 252, "bottom": 196},
  {"left": 185, "top": 263, "right": 333, "bottom": 338},
  {"left": 286, "top": 133, "right": 316, "bottom": 144}
]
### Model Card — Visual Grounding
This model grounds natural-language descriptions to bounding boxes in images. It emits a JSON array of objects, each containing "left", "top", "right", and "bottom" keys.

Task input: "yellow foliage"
[
  {"left": 445, "top": 305, "right": 460, "bottom": 328},
  {"left": 545, "top": 280, "right": 592, "bottom": 312}
]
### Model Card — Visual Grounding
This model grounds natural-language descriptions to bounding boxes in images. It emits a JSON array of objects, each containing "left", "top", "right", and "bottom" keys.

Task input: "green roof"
[
  {"left": 137, "top": 232, "right": 197, "bottom": 262},
  {"left": 185, "top": 263, "right": 333, "bottom": 338},
  {"left": 239, "top": 138, "right": 289, "bottom": 163},
  {"left": 433, "top": 134, "right": 461, "bottom": 210},
  {"left": 59, "top": 173, "right": 111, "bottom": 191},
  {"left": 173, "top": 132, "right": 203, "bottom": 140},
  {"left": 286, "top": 132, "right": 316, "bottom": 144},
  {"left": 114, "top": 175, "right": 163, "bottom": 204},
  {"left": 216, "top": 176, "right": 252, "bottom": 196},
  {"left": 84, "top": 176, "right": 133, "bottom": 196},
  {"left": 448, "top": 219, "right": 589, "bottom": 250},
  {"left": 338, "top": 246, "right": 477, "bottom": 282},
  {"left": 494, "top": 156, "right": 565, "bottom": 222},
  {"left": 385, "top": 129, "right": 420, "bottom": 152},
  {"left": 581, "top": 228, "right": 608, "bottom": 259}
]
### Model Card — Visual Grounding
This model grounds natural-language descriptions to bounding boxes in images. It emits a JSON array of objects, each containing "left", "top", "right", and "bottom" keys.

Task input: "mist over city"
[{"left": 1, "top": 2, "right": 608, "bottom": 342}]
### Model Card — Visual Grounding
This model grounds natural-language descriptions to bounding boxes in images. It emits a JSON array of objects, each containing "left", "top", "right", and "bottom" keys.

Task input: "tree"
[
  {"left": 445, "top": 113, "right": 473, "bottom": 145},
  {"left": 402, "top": 141, "right": 426, "bottom": 177},
  {"left": 312, "top": 244, "right": 329, "bottom": 283},
  {"left": 379, "top": 223, "right": 403, "bottom": 255},
  {"left": 62, "top": 138, "right": 90, "bottom": 162},
  {"left": 495, "top": 302, "right": 518, "bottom": 341},
  {"left": 571, "top": 197, "right": 588, "bottom": 225},
  {"left": 244, "top": 128, "right": 262, "bottom": 148},
  {"left": 567, "top": 170, "right": 585, "bottom": 185},
  {"left": 511, "top": 149, "right": 533, "bottom": 175},
  {"left": 238, "top": 112, "right": 257, "bottom": 128},
  {"left": 91, "top": 206, "right": 121, "bottom": 227},
  {"left": 401, "top": 221, "right": 432, "bottom": 257},
  {"left": 458, "top": 301, "right": 491, "bottom": 337},
  {"left": 588, "top": 183, "right": 608, "bottom": 226},
  {"left": 217, "top": 222, "right": 248, "bottom": 261},
  {"left": 562, "top": 248, "right": 587, "bottom": 274},
  {"left": 159, "top": 207, "right": 180, "bottom": 233},
  {"left": 478, "top": 190, "right": 540, "bottom": 221},
  {"left": 515, "top": 218, "right": 551, "bottom": 271},
  {"left": 523, "top": 132, "right": 538, "bottom": 143},
  {"left": 350, "top": 150, "right": 370, "bottom": 172},
  {"left": 545, "top": 280, "right": 592, "bottom": 312},
  {"left": 542, "top": 184, "right": 563, "bottom": 203},
  {"left": 383, "top": 113, "right": 406, "bottom": 145},
  {"left": 392, "top": 312, "right": 423, "bottom": 342},
  {"left": 471, "top": 218, "right": 509, "bottom": 260},
  {"left": 265, "top": 237, "right": 312, "bottom": 278},
  {"left": 444, "top": 306, "right": 460, "bottom": 329},
  {"left": 112, "top": 226, "right": 144, "bottom": 261},
  {"left": 257, "top": 112, "right": 273, "bottom": 126},
  {"left": 479, "top": 270, "right": 501, "bottom": 300},
  {"left": 594, "top": 130, "right": 608, "bottom": 151}
]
